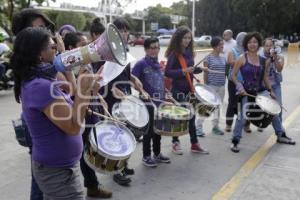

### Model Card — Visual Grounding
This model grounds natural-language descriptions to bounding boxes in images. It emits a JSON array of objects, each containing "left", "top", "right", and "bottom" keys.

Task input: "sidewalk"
[{"left": 230, "top": 117, "right": 300, "bottom": 200}]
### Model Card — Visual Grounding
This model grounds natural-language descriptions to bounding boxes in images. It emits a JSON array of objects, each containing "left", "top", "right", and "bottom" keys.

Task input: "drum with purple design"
[{"left": 84, "top": 121, "right": 136, "bottom": 174}]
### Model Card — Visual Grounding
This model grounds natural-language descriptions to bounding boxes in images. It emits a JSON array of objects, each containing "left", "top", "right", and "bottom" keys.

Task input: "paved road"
[{"left": 0, "top": 46, "right": 299, "bottom": 200}]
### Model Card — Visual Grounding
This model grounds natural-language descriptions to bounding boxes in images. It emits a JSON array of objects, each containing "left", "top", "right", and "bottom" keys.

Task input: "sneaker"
[
  {"left": 196, "top": 127, "right": 206, "bottom": 137},
  {"left": 172, "top": 142, "right": 183, "bottom": 155},
  {"left": 113, "top": 173, "right": 131, "bottom": 186},
  {"left": 87, "top": 186, "right": 112, "bottom": 198},
  {"left": 154, "top": 153, "right": 171, "bottom": 163},
  {"left": 191, "top": 143, "right": 209, "bottom": 154},
  {"left": 142, "top": 156, "right": 158, "bottom": 167},
  {"left": 257, "top": 128, "right": 264, "bottom": 132},
  {"left": 225, "top": 125, "right": 232, "bottom": 132},
  {"left": 135, "top": 135, "right": 143, "bottom": 143},
  {"left": 231, "top": 143, "right": 240, "bottom": 153},
  {"left": 244, "top": 125, "right": 252, "bottom": 133},
  {"left": 212, "top": 126, "right": 224, "bottom": 135},
  {"left": 122, "top": 167, "right": 134, "bottom": 175},
  {"left": 277, "top": 135, "right": 296, "bottom": 145}
]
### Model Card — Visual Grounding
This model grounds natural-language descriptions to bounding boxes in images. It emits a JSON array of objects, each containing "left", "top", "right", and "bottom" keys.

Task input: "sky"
[{"left": 50, "top": 0, "right": 182, "bottom": 13}]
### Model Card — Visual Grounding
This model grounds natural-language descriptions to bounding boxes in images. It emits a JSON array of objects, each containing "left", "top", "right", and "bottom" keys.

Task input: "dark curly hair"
[
  {"left": 63, "top": 32, "right": 85, "bottom": 50},
  {"left": 144, "top": 37, "right": 159, "bottom": 49},
  {"left": 113, "top": 18, "right": 130, "bottom": 31},
  {"left": 10, "top": 27, "right": 51, "bottom": 103},
  {"left": 11, "top": 8, "right": 55, "bottom": 35},
  {"left": 165, "top": 26, "right": 194, "bottom": 57},
  {"left": 243, "top": 32, "right": 263, "bottom": 51},
  {"left": 90, "top": 17, "right": 105, "bottom": 37}
]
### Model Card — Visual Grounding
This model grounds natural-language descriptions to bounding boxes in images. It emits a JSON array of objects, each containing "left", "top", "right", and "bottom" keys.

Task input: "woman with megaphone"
[{"left": 11, "top": 27, "right": 102, "bottom": 200}]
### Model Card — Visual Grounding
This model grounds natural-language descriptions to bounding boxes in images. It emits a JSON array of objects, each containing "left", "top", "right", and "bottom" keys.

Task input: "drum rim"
[
  {"left": 255, "top": 95, "right": 281, "bottom": 115},
  {"left": 157, "top": 104, "right": 190, "bottom": 119},
  {"left": 194, "top": 83, "right": 221, "bottom": 106},
  {"left": 118, "top": 95, "right": 149, "bottom": 128},
  {"left": 83, "top": 150, "right": 125, "bottom": 175},
  {"left": 89, "top": 121, "right": 137, "bottom": 160}
]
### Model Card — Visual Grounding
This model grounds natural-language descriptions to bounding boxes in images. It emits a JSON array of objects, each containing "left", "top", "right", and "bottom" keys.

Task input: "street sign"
[{"left": 151, "top": 22, "right": 159, "bottom": 31}]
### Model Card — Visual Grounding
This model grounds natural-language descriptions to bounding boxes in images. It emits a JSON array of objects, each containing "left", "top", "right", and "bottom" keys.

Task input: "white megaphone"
[{"left": 53, "top": 23, "right": 127, "bottom": 72}]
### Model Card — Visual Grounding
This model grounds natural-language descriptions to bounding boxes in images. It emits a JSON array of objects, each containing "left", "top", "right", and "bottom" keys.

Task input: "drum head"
[
  {"left": 119, "top": 96, "right": 149, "bottom": 128},
  {"left": 255, "top": 95, "right": 281, "bottom": 115},
  {"left": 194, "top": 84, "right": 221, "bottom": 106},
  {"left": 158, "top": 104, "right": 190, "bottom": 119},
  {"left": 90, "top": 121, "right": 136, "bottom": 160}
]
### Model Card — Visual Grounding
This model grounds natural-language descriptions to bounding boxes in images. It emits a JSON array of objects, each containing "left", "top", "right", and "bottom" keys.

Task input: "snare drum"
[
  {"left": 84, "top": 121, "right": 136, "bottom": 174},
  {"left": 190, "top": 84, "right": 221, "bottom": 117},
  {"left": 246, "top": 95, "right": 281, "bottom": 128},
  {"left": 154, "top": 104, "right": 190, "bottom": 136},
  {"left": 112, "top": 95, "right": 149, "bottom": 137}
]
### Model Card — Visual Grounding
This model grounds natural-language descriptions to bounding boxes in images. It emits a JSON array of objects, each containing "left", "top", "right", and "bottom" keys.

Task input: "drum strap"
[
  {"left": 89, "top": 92, "right": 99, "bottom": 147},
  {"left": 176, "top": 53, "right": 195, "bottom": 93}
]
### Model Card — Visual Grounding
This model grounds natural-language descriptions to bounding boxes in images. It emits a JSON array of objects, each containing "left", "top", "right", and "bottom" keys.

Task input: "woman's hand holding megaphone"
[
  {"left": 55, "top": 33, "right": 65, "bottom": 53},
  {"left": 78, "top": 65, "right": 102, "bottom": 96}
]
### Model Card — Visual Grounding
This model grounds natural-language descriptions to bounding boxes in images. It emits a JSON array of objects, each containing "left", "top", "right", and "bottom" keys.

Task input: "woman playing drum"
[
  {"left": 231, "top": 32, "right": 295, "bottom": 153},
  {"left": 165, "top": 26, "right": 209, "bottom": 155},
  {"left": 11, "top": 27, "right": 101, "bottom": 199}
]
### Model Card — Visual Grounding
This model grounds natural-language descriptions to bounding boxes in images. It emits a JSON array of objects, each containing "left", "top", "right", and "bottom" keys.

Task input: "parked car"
[
  {"left": 194, "top": 35, "right": 212, "bottom": 47},
  {"left": 158, "top": 35, "right": 172, "bottom": 46},
  {"left": 273, "top": 39, "right": 284, "bottom": 47},
  {"left": 128, "top": 35, "right": 151, "bottom": 46}
]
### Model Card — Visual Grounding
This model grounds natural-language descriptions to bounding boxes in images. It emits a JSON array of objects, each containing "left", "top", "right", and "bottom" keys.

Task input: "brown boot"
[{"left": 87, "top": 186, "right": 112, "bottom": 198}]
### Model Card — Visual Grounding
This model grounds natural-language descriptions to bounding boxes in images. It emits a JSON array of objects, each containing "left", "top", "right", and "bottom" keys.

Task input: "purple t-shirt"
[
  {"left": 132, "top": 56, "right": 165, "bottom": 101},
  {"left": 21, "top": 78, "right": 83, "bottom": 167}
]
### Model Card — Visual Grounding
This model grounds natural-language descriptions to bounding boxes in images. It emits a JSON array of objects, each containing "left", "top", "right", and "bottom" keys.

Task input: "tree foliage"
[
  {"left": 0, "top": 0, "right": 55, "bottom": 34},
  {"left": 56, "top": 11, "right": 86, "bottom": 31},
  {"left": 194, "top": 0, "right": 300, "bottom": 37}
]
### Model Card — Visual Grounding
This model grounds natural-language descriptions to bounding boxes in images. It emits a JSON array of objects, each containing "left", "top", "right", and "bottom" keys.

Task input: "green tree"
[
  {"left": 170, "top": 1, "right": 189, "bottom": 16},
  {"left": 123, "top": 14, "right": 142, "bottom": 34},
  {"left": 56, "top": 11, "right": 86, "bottom": 31},
  {"left": 158, "top": 15, "right": 172, "bottom": 29},
  {"left": 0, "top": 0, "right": 55, "bottom": 34}
]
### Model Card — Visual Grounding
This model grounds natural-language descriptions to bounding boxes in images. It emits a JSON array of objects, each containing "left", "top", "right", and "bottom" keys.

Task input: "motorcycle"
[{"left": 0, "top": 50, "right": 14, "bottom": 91}]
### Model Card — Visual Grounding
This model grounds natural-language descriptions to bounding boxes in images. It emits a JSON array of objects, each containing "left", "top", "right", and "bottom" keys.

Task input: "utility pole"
[{"left": 192, "top": 0, "right": 195, "bottom": 37}]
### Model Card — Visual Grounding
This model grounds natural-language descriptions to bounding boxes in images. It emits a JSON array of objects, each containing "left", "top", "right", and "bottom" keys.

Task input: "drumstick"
[
  {"left": 245, "top": 93, "right": 256, "bottom": 98},
  {"left": 193, "top": 55, "right": 208, "bottom": 68},
  {"left": 165, "top": 89, "right": 181, "bottom": 106},
  {"left": 124, "top": 96, "right": 144, "bottom": 106},
  {"left": 97, "top": 94, "right": 113, "bottom": 118},
  {"left": 193, "top": 74, "right": 201, "bottom": 83},
  {"left": 87, "top": 109, "right": 127, "bottom": 126}
]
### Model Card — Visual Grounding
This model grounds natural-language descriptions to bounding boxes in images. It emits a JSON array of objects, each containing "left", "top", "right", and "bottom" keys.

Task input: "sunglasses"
[
  {"left": 149, "top": 46, "right": 160, "bottom": 50},
  {"left": 48, "top": 44, "right": 57, "bottom": 51}
]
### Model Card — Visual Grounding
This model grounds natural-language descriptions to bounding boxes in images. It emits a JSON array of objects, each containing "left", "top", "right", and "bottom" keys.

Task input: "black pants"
[
  {"left": 80, "top": 112, "right": 100, "bottom": 188},
  {"left": 171, "top": 89, "right": 198, "bottom": 144},
  {"left": 226, "top": 80, "right": 250, "bottom": 127},
  {"left": 143, "top": 104, "right": 161, "bottom": 157}
]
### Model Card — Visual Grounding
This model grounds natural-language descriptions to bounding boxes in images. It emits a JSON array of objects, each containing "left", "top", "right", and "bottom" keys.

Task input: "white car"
[
  {"left": 158, "top": 35, "right": 172, "bottom": 46},
  {"left": 273, "top": 39, "right": 284, "bottom": 47},
  {"left": 194, "top": 35, "right": 212, "bottom": 46}
]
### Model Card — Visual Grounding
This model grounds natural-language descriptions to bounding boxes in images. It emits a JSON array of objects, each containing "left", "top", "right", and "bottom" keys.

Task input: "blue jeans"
[
  {"left": 30, "top": 148, "right": 43, "bottom": 200},
  {"left": 31, "top": 169, "right": 43, "bottom": 200},
  {"left": 271, "top": 83, "right": 285, "bottom": 134},
  {"left": 232, "top": 91, "right": 284, "bottom": 143}
]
